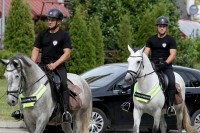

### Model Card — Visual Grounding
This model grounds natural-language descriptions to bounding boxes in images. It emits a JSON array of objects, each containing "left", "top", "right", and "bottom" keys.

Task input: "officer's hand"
[
  {"left": 47, "top": 63, "right": 56, "bottom": 70},
  {"left": 159, "top": 61, "right": 168, "bottom": 70}
]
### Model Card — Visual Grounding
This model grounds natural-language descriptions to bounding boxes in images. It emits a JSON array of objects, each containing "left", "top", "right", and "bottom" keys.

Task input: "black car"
[{"left": 81, "top": 63, "right": 200, "bottom": 133}]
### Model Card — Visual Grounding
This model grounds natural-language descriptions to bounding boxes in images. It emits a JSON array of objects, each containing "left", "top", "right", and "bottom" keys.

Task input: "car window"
[
  {"left": 175, "top": 69, "right": 200, "bottom": 87},
  {"left": 81, "top": 65, "right": 127, "bottom": 87}
]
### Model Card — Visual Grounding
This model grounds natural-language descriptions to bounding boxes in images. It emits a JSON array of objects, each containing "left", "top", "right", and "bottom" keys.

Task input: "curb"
[{"left": 0, "top": 121, "right": 26, "bottom": 128}]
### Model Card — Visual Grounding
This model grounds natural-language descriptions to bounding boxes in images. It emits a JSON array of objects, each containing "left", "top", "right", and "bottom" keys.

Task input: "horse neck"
[
  {"left": 137, "top": 56, "right": 159, "bottom": 92},
  {"left": 22, "top": 64, "right": 47, "bottom": 95}
]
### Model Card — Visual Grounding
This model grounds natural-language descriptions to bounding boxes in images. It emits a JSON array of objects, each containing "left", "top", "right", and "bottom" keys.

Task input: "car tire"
[
  {"left": 89, "top": 107, "right": 108, "bottom": 133},
  {"left": 191, "top": 109, "right": 200, "bottom": 133}
]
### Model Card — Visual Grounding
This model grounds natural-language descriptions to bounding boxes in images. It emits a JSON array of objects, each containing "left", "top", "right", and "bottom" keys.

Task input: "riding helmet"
[
  {"left": 156, "top": 16, "right": 169, "bottom": 26},
  {"left": 47, "top": 8, "right": 63, "bottom": 20}
]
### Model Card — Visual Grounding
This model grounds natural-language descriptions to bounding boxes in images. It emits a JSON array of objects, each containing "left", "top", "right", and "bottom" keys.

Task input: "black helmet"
[
  {"left": 156, "top": 16, "right": 169, "bottom": 26},
  {"left": 47, "top": 8, "right": 63, "bottom": 20}
]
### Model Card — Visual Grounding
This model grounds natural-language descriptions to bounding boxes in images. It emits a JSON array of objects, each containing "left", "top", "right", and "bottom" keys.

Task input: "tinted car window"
[
  {"left": 175, "top": 69, "right": 200, "bottom": 87},
  {"left": 81, "top": 65, "right": 127, "bottom": 88}
]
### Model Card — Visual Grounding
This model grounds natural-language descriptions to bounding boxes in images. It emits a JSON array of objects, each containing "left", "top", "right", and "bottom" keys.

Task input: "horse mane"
[{"left": 10, "top": 53, "right": 32, "bottom": 68}]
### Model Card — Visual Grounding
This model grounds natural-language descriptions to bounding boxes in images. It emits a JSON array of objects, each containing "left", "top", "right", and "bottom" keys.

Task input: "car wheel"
[
  {"left": 89, "top": 107, "right": 108, "bottom": 133},
  {"left": 191, "top": 109, "right": 200, "bottom": 133}
]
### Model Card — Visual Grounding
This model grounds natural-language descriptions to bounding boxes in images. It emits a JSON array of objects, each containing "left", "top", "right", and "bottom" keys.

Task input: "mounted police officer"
[
  {"left": 144, "top": 16, "right": 177, "bottom": 116},
  {"left": 12, "top": 8, "right": 72, "bottom": 123}
]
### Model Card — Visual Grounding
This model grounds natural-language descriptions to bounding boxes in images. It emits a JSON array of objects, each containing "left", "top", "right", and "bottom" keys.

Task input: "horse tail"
[
  {"left": 182, "top": 104, "right": 196, "bottom": 133},
  {"left": 81, "top": 100, "right": 92, "bottom": 133}
]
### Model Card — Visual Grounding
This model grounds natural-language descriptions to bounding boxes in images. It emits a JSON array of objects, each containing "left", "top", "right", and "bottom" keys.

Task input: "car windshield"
[{"left": 81, "top": 65, "right": 127, "bottom": 87}]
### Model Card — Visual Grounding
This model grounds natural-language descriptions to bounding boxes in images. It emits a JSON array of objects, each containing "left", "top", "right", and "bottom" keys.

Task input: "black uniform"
[
  {"left": 146, "top": 34, "right": 177, "bottom": 107},
  {"left": 34, "top": 28, "right": 72, "bottom": 113}
]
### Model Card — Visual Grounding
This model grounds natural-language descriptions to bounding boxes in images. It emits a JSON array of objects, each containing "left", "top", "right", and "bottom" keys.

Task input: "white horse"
[
  {"left": 0, "top": 54, "right": 92, "bottom": 133},
  {"left": 124, "top": 46, "right": 195, "bottom": 133}
]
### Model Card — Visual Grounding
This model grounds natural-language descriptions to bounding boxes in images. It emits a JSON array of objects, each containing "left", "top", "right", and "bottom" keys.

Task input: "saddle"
[
  {"left": 152, "top": 63, "right": 183, "bottom": 105},
  {"left": 52, "top": 73, "right": 82, "bottom": 111}
]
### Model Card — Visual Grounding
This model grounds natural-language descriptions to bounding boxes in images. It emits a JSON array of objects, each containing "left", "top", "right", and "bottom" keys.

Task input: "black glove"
[{"left": 159, "top": 61, "right": 168, "bottom": 70}]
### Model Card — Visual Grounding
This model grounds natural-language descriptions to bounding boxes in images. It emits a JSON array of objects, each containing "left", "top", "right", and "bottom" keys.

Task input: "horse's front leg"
[
  {"left": 152, "top": 109, "right": 162, "bottom": 133},
  {"left": 160, "top": 110, "right": 167, "bottom": 133},
  {"left": 133, "top": 108, "right": 143, "bottom": 133},
  {"left": 34, "top": 115, "right": 50, "bottom": 133}
]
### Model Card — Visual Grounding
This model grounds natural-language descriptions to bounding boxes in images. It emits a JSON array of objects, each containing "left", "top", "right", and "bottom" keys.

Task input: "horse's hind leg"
[
  {"left": 152, "top": 109, "right": 162, "bottom": 133},
  {"left": 176, "top": 105, "right": 183, "bottom": 133},
  {"left": 133, "top": 109, "right": 143, "bottom": 133},
  {"left": 61, "top": 123, "right": 72, "bottom": 133}
]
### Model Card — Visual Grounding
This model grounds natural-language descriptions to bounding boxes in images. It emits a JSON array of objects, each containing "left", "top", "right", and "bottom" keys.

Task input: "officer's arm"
[
  {"left": 31, "top": 47, "right": 40, "bottom": 63},
  {"left": 144, "top": 47, "right": 151, "bottom": 56},
  {"left": 166, "top": 49, "right": 176, "bottom": 64},
  {"left": 54, "top": 48, "right": 71, "bottom": 67}
]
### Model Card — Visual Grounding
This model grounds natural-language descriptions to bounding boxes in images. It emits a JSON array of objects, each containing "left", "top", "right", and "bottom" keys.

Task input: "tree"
[
  {"left": 89, "top": 16, "right": 104, "bottom": 66},
  {"left": 68, "top": 5, "right": 95, "bottom": 74},
  {"left": 117, "top": 14, "right": 133, "bottom": 62},
  {"left": 4, "top": 0, "right": 35, "bottom": 55}
]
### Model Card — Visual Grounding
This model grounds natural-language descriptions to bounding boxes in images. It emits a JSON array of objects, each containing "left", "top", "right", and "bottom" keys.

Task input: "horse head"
[
  {"left": 0, "top": 54, "right": 31, "bottom": 106},
  {"left": 125, "top": 45, "right": 153, "bottom": 86}
]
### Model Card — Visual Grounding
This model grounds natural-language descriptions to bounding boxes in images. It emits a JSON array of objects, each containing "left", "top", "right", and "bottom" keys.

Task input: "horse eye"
[
  {"left": 137, "top": 61, "right": 140, "bottom": 64},
  {"left": 16, "top": 75, "right": 19, "bottom": 78}
]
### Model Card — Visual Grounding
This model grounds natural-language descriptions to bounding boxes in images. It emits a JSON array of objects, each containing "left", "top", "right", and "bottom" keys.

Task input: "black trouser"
[
  {"left": 55, "top": 65, "right": 70, "bottom": 112},
  {"left": 162, "top": 65, "right": 175, "bottom": 91},
  {"left": 162, "top": 65, "right": 176, "bottom": 106}
]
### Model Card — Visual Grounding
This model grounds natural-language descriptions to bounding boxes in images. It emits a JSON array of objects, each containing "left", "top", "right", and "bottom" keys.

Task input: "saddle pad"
[
  {"left": 174, "top": 83, "right": 183, "bottom": 105},
  {"left": 67, "top": 81, "right": 82, "bottom": 110}
]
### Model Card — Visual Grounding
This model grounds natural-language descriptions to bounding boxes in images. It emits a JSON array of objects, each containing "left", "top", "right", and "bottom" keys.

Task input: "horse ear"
[
  {"left": 0, "top": 59, "right": 9, "bottom": 65},
  {"left": 141, "top": 46, "right": 145, "bottom": 52},
  {"left": 128, "top": 45, "right": 134, "bottom": 54}
]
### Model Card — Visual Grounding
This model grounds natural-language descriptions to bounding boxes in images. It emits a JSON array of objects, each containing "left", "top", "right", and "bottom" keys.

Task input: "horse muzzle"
[
  {"left": 7, "top": 94, "right": 18, "bottom": 106},
  {"left": 125, "top": 73, "right": 136, "bottom": 86}
]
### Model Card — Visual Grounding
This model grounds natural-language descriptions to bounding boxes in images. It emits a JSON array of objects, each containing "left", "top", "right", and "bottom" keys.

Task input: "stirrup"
[
  {"left": 167, "top": 106, "right": 176, "bottom": 116},
  {"left": 62, "top": 111, "right": 72, "bottom": 123},
  {"left": 121, "top": 102, "right": 131, "bottom": 112},
  {"left": 11, "top": 110, "right": 23, "bottom": 120}
]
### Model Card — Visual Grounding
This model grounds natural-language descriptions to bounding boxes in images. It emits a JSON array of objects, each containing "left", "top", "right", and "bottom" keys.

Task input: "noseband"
[
  {"left": 127, "top": 55, "right": 155, "bottom": 81},
  {"left": 6, "top": 57, "right": 24, "bottom": 99}
]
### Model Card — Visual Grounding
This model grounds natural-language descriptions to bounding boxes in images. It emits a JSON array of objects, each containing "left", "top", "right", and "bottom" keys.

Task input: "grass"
[{"left": 0, "top": 79, "right": 19, "bottom": 121}]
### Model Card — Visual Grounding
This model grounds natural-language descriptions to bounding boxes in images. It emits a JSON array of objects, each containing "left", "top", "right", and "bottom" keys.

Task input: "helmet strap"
[{"left": 49, "top": 20, "right": 60, "bottom": 31}]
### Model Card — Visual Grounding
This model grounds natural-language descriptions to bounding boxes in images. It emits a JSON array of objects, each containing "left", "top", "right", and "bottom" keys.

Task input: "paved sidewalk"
[{"left": 0, "top": 121, "right": 26, "bottom": 128}]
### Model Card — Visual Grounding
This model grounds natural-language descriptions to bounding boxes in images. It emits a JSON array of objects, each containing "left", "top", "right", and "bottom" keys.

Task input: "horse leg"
[
  {"left": 34, "top": 117, "right": 49, "bottom": 133},
  {"left": 61, "top": 123, "right": 72, "bottom": 133},
  {"left": 133, "top": 108, "right": 143, "bottom": 133},
  {"left": 152, "top": 109, "right": 162, "bottom": 133},
  {"left": 160, "top": 111, "right": 167, "bottom": 133},
  {"left": 176, "top": 105, "right": 183, "bottom": 133}
]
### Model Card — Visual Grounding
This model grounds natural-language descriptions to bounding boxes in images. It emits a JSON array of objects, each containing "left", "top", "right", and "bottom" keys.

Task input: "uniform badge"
[
  {"left": 162, "top": 43, "right": 167, "bottom": 48},
  {"left": 53, "top": 41, "right": 58, "bottom": 46}
]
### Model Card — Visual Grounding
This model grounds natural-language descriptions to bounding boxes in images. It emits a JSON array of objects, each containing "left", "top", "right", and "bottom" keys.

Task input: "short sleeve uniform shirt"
[
  {"left": 34, "top": 29, "right": 72, "bottom": 60},
  {"left": 146, "top": 34, "right": 177, "bottom": 63}
]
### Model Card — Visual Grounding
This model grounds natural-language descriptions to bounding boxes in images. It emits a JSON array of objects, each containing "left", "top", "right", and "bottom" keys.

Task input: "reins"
[{"left": 5, "top": 56, "right": 48, "bottom": 100}]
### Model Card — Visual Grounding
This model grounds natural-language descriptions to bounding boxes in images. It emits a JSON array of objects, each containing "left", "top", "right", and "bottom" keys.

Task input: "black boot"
[
  {"left": 11, "top": 110, "right": 23, "bottom": 120},
  {"left": 121, "top": 97, "right": 133, "bottom": 112},
  {"left": 167, "top": 90, "right": 176, "bottom": 116},
  {"left": 62, "top": 90, "right": 72, "bottom": 123}
]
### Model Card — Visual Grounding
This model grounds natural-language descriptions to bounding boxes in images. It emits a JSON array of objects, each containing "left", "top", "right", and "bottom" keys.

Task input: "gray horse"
[{"left": 1, "top": 54, "right": 92, "bottom": 133}]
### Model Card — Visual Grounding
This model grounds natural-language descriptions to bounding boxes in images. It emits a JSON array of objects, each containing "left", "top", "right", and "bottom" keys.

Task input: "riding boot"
[
  {"left": 62, "top": 90, "right": 72, "bottom": 123},
  {"left": 167, "top": 90, "right": 176, "bottom": 116},
  {"left": 11, "top": 110, "right": 24, "bottom": 120}
]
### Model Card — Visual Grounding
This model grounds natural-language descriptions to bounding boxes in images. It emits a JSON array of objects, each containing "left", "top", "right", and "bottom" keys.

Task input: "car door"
[
  {"left": 111, "top": 78, "right": 134, "bottom": 130},
  {"left": 174, "top": 68, "right": 200, "bottom": 113}
]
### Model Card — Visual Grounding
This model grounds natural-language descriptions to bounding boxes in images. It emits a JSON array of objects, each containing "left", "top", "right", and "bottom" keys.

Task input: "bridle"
[
  {"left": 5, "top": 57, "right": 46, "bottom": 100},
  {"left": 6, "top": 57, "right": 25, "bottom": 99},
  {"left": 127, "top": 55, "right": 155, "bottom": 81}
]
